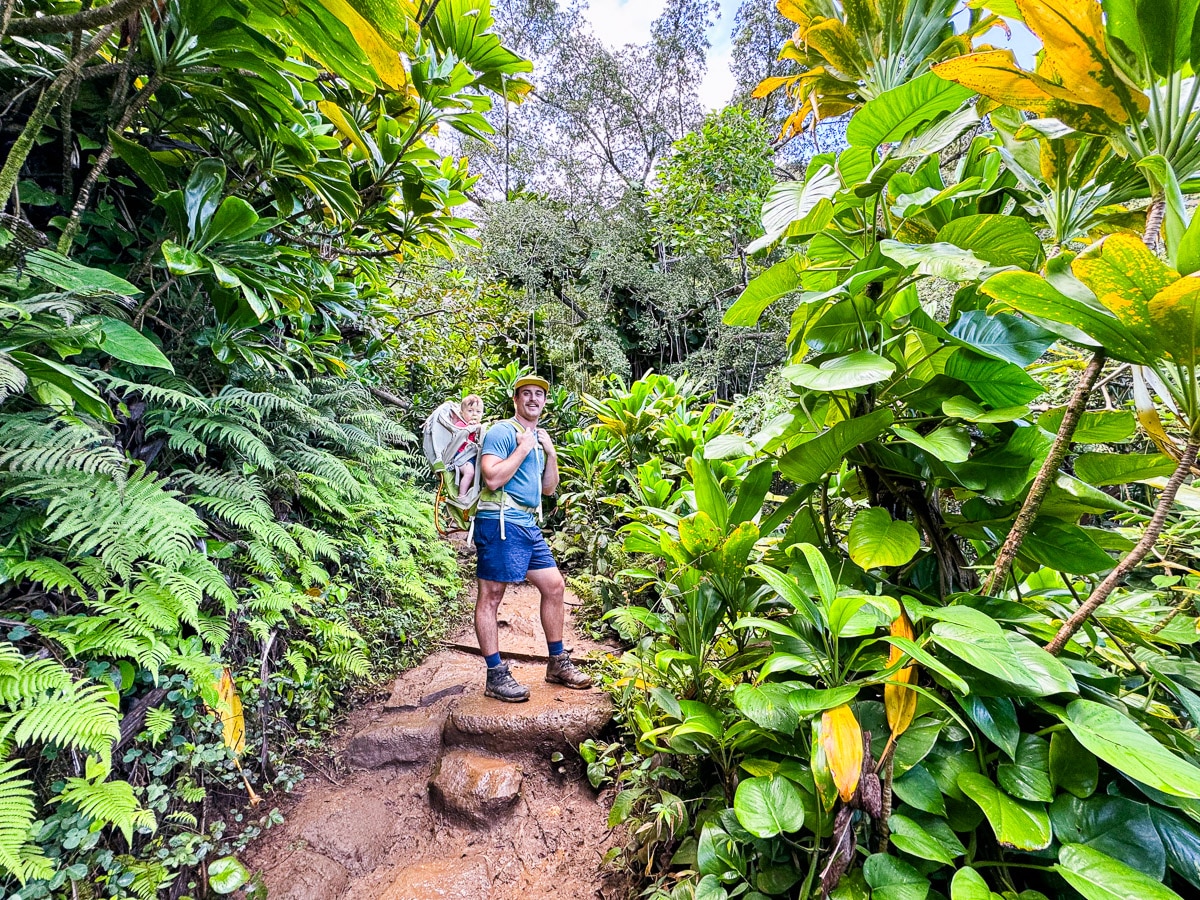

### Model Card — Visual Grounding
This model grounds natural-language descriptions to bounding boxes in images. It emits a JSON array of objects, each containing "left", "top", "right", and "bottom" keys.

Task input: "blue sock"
[
  {"left": 548, "top": 640, "right": 564, "bottom": 657},
  {"left": 485, "top": 652, "right": 502, "bottom": 668}
]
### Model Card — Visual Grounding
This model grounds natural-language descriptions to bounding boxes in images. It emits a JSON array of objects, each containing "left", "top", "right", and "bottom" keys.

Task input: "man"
[{"left": 473, "top": 374, "right": 592, "bottom": 701}]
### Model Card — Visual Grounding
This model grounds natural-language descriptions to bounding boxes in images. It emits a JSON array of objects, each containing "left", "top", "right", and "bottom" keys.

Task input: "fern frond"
[
  {"left": 0, "top": 352, "right": 27, "bottom": 402},
  {"left": 91, "top": 371, "right": 207, "bottom": 411},
  {"left": 1, "top": 682, "right": 120, "bottom": 757},
  {"left": 56, "top": 774, "right": 156, "bottom": 844},
  {"left": 142, "top": 707, "right": 175, "bottom": 745},
  {"left": 0, "top": 759, "right": 51, "bottom": 885},
  {"left": 4, "top": 557, "right": 87, "bottom": 599},
  {"left": 0, "top": 412, "right": 124, "bottom": 480}
]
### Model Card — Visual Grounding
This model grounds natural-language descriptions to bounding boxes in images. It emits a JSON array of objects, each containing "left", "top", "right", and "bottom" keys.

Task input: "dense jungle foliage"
[
  {"left": 0, "top": 0, "right": 528, "bottom": 895},
  {"left": 548, "top": 1, "right": 1200, "bottom": 900}
]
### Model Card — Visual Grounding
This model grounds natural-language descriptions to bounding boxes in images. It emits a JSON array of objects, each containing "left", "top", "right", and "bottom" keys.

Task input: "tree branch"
[
  {"left": 6, "top": 0, "right": 147, "bottom": 36},
  {"left": 1045, "top": 435, "right": 1199, "bottom": 655},
  {"left": 983, "top": 350, "right": 1106, "bottom": 596}
]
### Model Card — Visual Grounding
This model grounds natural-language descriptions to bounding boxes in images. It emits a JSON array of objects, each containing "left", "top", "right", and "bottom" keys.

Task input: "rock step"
[
  {"left": 429, "top": 750, "right": 523, "bottom": 825},
  {"left": 377, "top": 856, "right": 492, "bottom": 900},
  {"left": 347, "top": 708, "right": 447, "bottom": 769},
  {"left": 442, "top": 682, "right": 612, "bottom": 754}
]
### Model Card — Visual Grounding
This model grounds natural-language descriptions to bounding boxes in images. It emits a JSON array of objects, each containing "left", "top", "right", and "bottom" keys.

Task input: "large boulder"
[{"left": 428, "top": 750, "right": 522, "bottom": 825}]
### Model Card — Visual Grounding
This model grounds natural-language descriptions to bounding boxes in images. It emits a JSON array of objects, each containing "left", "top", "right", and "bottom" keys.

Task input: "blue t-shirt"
[{"left": 477, "top": 420, "right": 543, "bottom": 526}]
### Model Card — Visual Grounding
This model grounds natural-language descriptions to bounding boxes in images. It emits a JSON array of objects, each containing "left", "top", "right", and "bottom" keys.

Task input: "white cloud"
[
  {"left": 699, "top": 43, "right": 736, "bottom": 110},
  {"left": 583, "top": 0, "right": 668, "bottom": 48}
]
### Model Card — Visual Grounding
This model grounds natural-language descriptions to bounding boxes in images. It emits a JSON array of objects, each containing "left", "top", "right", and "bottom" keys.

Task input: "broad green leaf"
[
  {"left": 932, "top": 621, "right": 1074, "bottom": 696},
  {"left": 892, "top": 765, "right": 946, "bottom": 816},
  {"left": 892, "top": 425, "right": 971, "bottom": 463},
  {"left": 689, "top": 454, "right": 729, "bottom": 532},
  {"left": 792, "top": 543, "right": 837, "bottom": 606},
  {"left": 961, "top": 694, "right": 1019, "bottom": 758},
  {"left": 998, "top": 734, "right": 1053, "bottom": 802},
  {"left": 208, "top": 856, "right": 251, "bottom": 894},
  {"left": 957, "top": 772, "right": 1052, "bottom": 850},
  {"left": 942, "top": 395, "right": 1030, "bottom": 423},
  {"left": 733, "top": 775, "right": 805, "bottom": 838},
  {"left": 1179, "top": 205, "right": 1200, "bottom": 276},
  {"left": 784, "top": 350, "right": 896, "bottom": 392},
  {"left": 881, "top": 240, "right": 992, "bottom": 282},
  {"left": 697, "top": 821, "right": 745, "bottom": 879},
  {"left": 1022, "top": 520, "right": 1114, "bottom": 575},
  {"left": 1062, "top": 700, "right": 1200, "bottom": 798},
  {"left": 1055, "top": 844, "right": 1184, "bottom": 900},
  {"left": 1036, "top": 408, "right": 1135, "bottom": 443},
  {"left": 847, "top": 72, "right": 974, "bottom": 149},
  {"left": 23, "top": 249, "right": 139, "bottom": 296},
  {"left": 948, "top": 310, "right": 1056, "bottom": 366},
  {"left": 788, "top": 685, "right": 860, "bottom": 716},
  {"left": 726, "top": 256, "right": 803, "bottom": 326},
  {"left": 749, "top": 563, "right": 825, "bottom": 632},
  {"left": 778, "top": 409, "right": 894, "bottom": 484},
  {"left": 1050, "top": 729, "right": 1098, "bottom": 799},
  {"left": 883, "top": 635, "right": 970, "bottom": 695},
  {"left": 1003, "top": 631, "right": 1079, "bottom": 695},
  {"left": 730, "top": 461, "right": 773, "bottom": 526},
  {"left": 704, "top": 434, "right": 756, "bottom": 459},
  {"left": 110, "top": 129, "right": 167, "bottom": 193},
  {"left": 197, "top": 197, "right": 261, "bottom": 251},
  {"left": 863, "top": 852, "right": 930, "bottom": 900},
  {"left": 694, "top": 875, "right": 729, "bottom": 900},
  {"left": 1073, "top": 451, "right": 1177, "bottom": 486},
  {"left": 949, "top": 867, "right": 994, "bottom": 900},
  {"left": 1149, "top": 806, "right": 1200, "bottom": 891},
  {"left": 1050, "top": 794, "right": 1165, "bottom": 878},
  {"left": 893, "top": 718, "right": 945, "bottom": 777},
  {"left": 90, "top": 318, "right": 174, "bottom": 372},
  {"left": 11, "top": 353, "right": 115, "bottom": 423},
  {"left": 937, "top": 214, "right": 1043, "bottom": 271},
  {"left": 847, "top": 508, "right": 920, "bottom": 569},
  {"left": 679, "top": 511, "right": 722, "bottom": 559},
  {"left": 733, "top": 684, "right": 800, "bottom": 736},
  {"left": 161, "top": 240, "right": 208, "bottom": 276},
  {"left": 888, "top": 814, "right": 961, "bottom": 864},
  {"left": 944, "top": 350, "right": 1045, "bottom": 407},
  {"left": 981, "top": 271, "right": 1157, "bottom": 363}
]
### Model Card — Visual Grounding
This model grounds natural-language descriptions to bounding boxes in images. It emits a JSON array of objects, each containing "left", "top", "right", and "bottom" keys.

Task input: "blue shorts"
[{"left": 474, "top": 518, "right": 557, "bottom": 583}]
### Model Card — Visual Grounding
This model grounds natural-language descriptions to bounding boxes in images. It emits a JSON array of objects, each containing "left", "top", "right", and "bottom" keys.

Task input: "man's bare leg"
[
  {"left": 527, "top": 565, "right": 565, "bottom": 646},
  {"left": 475, "top": 578, "right": 508, "bottom": 658},
  {"left": 528, "top": 566, "right": 591, "bottom": 689}
]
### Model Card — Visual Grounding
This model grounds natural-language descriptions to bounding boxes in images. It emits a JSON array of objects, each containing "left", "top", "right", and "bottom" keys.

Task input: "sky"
[{"left": 581, "top": 0, "right": 1039, "bottom": 111}]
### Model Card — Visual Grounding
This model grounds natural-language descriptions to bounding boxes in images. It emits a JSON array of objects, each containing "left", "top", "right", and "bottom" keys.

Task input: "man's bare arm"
[
  {"left": 480, "top": 429, "right": 537, "bottom": 490},
  {"left": 539, "top": 429, "right": 559, "bottom": 495}
]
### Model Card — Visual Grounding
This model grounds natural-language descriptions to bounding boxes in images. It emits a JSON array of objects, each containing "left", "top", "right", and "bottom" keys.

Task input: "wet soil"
[{"left": 244, "top": 569, "right": 632, "bottom": 900}]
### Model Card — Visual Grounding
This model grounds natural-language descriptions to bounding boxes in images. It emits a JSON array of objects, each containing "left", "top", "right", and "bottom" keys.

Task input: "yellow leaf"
[
  {"left": 318, "top": 101, "right": 373, "bottom": 161},
  {"left": 933, "top": 50, "right": 1060, "bottom": 113},
  {"left": 1133, "top": 367, "right": 1181, "bottom": 458},
  {"left": 820, "top": 704, "right": 864, "bottom": 803},
  {"left": 1015, "top": 0, "right": 1147, "bottom": 123},
  {"left": 318, "top": 0, "right": 410, "bottom": 91},
  {"left": 885, "top": 611, "right": 918, "bottom": 737},
  {"left": 777, "top": 0, "right": 817, "bottom": 28},
  {"left": 216, "top": 668, "right": 246, "bottom": 757},
  {"left": 1072, "top": 234, "right": 1177, "bottom": 347},
  {"left": 753, "top": 75, "right": 794, "bottom": 99},
  {"left": 1149, "top": 274, "right": 1200, "bottom": 368},
  {"left": 803, "top": 18, "right": 869, "bottom": 84}
]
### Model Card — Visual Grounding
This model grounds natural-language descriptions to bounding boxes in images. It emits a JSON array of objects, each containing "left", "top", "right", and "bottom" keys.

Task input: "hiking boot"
[
  {"left": 485, "top": 663, "right": 530, "bottom": 702},
  {"left": 545, "top": 651, "right": 592, "bottom": 690}
]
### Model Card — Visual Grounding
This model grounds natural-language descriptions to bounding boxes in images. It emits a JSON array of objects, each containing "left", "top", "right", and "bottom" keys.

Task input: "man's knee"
[
  {"left": 533, "top": 568, "right": 565, "bottom": 600},
  {"left": 477, "top": 579, "right": 506, "bottom": 611}
]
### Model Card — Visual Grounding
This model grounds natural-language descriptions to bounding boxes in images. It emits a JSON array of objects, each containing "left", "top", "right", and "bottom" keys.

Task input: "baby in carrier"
[{"left": 450, "top": 395, "right": 484, "bottom": 500}]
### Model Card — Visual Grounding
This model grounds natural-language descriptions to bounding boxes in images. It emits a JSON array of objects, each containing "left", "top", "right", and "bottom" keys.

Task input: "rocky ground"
[{"left": 244, "top": 578, "right": 632, "bottom": 900}]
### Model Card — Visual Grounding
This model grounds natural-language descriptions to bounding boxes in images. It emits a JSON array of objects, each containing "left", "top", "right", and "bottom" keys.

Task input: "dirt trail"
[{"left": 245, "top": 576, "right": 631, "bottom": 900}]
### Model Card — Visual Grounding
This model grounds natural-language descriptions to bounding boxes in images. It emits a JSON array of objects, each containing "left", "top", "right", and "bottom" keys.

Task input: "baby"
[{"left": 451, "top": 394, "right": 484, "bottom": 500}]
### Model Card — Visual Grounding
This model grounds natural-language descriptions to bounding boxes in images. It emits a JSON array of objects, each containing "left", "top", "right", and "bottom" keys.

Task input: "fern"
[
  {"left": 142, "top": 707, "right": 175, "bottom": 745},
  {"left": 1, "top": 682, "right": 120, "bottom": 758},
  {"left": 0, "top": 352, "right": 26, "bottom": 402},
  {"left": 0, "top": 760, "right": 51, "bottom": 885},
  {"left": 0, "top": 412, "right": 125, "bottom": 480},
  {"left": 57, "top": 774, "right": 156, "bottom": 844},
  {"left": 5, "top": 557, "right": 87, "bottom": 599}
]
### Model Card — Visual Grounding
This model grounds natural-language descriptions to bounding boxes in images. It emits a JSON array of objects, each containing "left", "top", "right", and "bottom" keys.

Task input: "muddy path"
[{"left": 245, "top": 576, "right": 632, "bottom": 900}]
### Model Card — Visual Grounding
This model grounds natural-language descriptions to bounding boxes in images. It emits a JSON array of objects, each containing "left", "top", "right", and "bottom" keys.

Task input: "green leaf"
[
  {"left": 679, "top": 511, "right": 722, "bottom": 559},
  {"left": 863, "top": 852, "right": 930, "bottom": 900},
  {"left": 733, "top": 775, "right": 805, "bottom": 838},
  {"left": 888, "top": 813, "right": 962, "bottom": 864},
  {"left": 90, "top": 318, "right": 174, "bottom": 371},
  {"left": 689, "top": 454, "right": 729, "bottom": 533},
  {"left": 733, "top": 684, "right": 800, "bottom": 736},
  {"left": 892, "top": 425, "right": 971, "bottom": 463},
  {"left": 1055, "top": 844, "right": 1184, "bottom": 900},
  {"left": 932, "top": 621, "right": 1075, "bottom": 697},
  {"left": 1021, "top": 520, "right": 1114, "bottom": 576},
  {"left": 944, "top": 350, "right": 1045, "bottom": 407},
  {"left": 778, "top": 409, "right": 894, "bottom": 484},
  {"left": 788, "top": 685, "right": 860, "bottom": 716},
  {"left": 1149, "top": 806, "right": 1200, "bottom": 891},
  {"left": 941, "top": 395, "right": 1030, "bottom": 423},
  {"left": 981, "top": 271, "right": 1157, "bottom": 364},
  {"left": 998, "top": 734, "right": 1053, "bottom": 802},
  {"left": 883, "top": 635, "right": 970, "bottom": 695},
  {"left": 749, "top": 563, "right": 825, "bottom": 632},
  {"left": 1036, "top": 408, "right": 1135, "bottom": 443},
  {"left": 880, "top": 240, "right": 993, "bottom": 282},
  {"left": 726, "top": 256, "right": 803, "bottom": 326},
  {"left": 847, "top": 72, "right": 974, "bottom": 149},
  {"left": 197, "top": 197, "right": 261, "bottom": 251},
  {"left": 784, "top": 350, "right": 896, "bottom": 392},
  {"left": 961, "top": 694, "right": 1019, "bottom": 758},
  {"left": 949, "top": 867, "right": 994, "bottom": 900},
  {"left": 957, "top": 772, "right": 1052, "bottom": 850},
  {"left": 937, "top": 214, "right": 1044, "bottom": 271},
  {"left": 847, "top": 508, "right": 920, "bottom": 569},
  {"left": 948, "top": 310, "right": 1056, "bottom": 366},
  {"left": 208, "top": 856, "right": 251, "bottom": 894},
  {"left": 1050, "top": 794, "right": 1165, "bottom": 878},
  {"left": 1049, "top": 729, "right": 1098, "bottom": 799},
  {"left": 23, "top": 249, "right": 139, "bottom": 296},
  {"left": 1178, "top": 205, "right": 1200, "bottom": 276},
  {"left": 892, "top": 765, "right": 946, "bottom": 816},
  {"left": 11, "top": 353, "right": 115, "bottom": 422},
  {"left": 1061, "top": 700, "right": 1200, "bottom": 798},
  {"left": 730, "top": 461, "right": 774, "bottom": 526},
  {"left": 110, "top": 129, "right": 167, "bottom": 193}
]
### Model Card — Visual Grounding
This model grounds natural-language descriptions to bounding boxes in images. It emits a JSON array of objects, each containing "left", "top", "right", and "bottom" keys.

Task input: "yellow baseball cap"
[{"left": 512, "top": 374, "right": 550, "bottom": 393}]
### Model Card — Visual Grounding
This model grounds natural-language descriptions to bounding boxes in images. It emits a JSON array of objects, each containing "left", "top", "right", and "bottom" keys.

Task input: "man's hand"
[
  {"left": 516, "top": 426, "right": 539, "bottom": 455},
  {"left": 537, "top": 428, "right": 555, "bottom": 455}
]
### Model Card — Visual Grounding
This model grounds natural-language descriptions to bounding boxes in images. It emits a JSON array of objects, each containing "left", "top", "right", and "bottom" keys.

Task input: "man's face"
[{"left": 514, "top": 386, "right": 546, "bottom": 420}]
